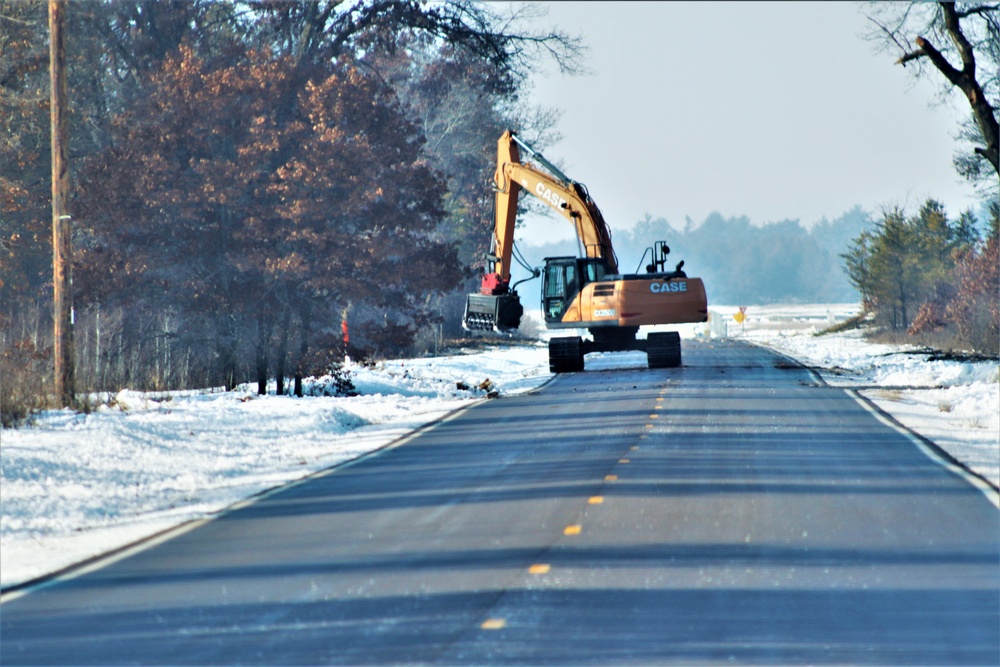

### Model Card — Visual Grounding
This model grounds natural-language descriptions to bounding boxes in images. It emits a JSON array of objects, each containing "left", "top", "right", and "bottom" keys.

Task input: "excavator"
[{"left": 462, "top": 130, "right": 708, "bottom": 373}]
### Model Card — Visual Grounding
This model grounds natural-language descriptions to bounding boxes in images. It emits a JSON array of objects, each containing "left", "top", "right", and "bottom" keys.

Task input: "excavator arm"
[
  {"left": 488, "top": 130, "right": 618, "bottom": 285},
  {"left": 464, "top": 130, "right": 619, "bottom": 332}
]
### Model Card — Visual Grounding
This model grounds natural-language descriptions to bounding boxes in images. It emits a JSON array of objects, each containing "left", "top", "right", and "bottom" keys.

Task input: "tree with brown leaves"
[{"left": 76, "top": 46, "right": 462, "bottom": 393}]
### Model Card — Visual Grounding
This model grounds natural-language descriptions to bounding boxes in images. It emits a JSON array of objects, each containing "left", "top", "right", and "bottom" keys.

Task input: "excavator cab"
[{"left": 542, "top": 257, "right": 611, "bottom": 324}]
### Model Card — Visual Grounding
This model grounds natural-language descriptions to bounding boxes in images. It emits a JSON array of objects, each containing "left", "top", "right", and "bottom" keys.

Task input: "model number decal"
[
  {"left": 594, "top": 308, "right": 616, "bottom": 317},
  {"left": 650, "top": 281, "right": 687, "bottom": 293}
]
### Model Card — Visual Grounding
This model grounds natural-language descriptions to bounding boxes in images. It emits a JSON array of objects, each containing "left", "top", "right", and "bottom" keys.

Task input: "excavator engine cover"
[{"left": 463, "top": 293, "right": 523, "bottom": 333}]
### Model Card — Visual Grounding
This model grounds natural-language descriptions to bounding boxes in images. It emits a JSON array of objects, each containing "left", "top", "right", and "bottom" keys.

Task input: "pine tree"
[
  {"left": 841, "top": 230, "right": 875, "bottom": 309},
  {"left": 866, "top": 208, "right": 922, "bottom": 330},
  {"left": 951, "top": 209, "right": 982, "bottom": 256}
]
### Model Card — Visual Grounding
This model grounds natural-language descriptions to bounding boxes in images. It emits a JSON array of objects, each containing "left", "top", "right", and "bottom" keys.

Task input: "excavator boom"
[{"left": 482, "top": 130, "right": 617, "bottom": 289}]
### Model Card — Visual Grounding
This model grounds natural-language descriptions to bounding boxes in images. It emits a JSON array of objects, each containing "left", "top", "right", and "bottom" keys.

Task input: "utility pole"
[{"left": 50, "top": 0, "right": 74, "bottom": 406}]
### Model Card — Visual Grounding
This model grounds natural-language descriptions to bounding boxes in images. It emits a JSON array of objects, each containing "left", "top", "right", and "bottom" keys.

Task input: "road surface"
[{"left": 2, "top": 340, "right": 997, "bottom": 665}]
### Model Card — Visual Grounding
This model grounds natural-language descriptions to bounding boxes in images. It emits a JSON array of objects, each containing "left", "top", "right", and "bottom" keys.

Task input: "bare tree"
[
  {"left": 863, "top": 1, "right": 999, "bottom": 189},
  {"left": 240, "top": 0, "right": 585, "bottom": 87}
]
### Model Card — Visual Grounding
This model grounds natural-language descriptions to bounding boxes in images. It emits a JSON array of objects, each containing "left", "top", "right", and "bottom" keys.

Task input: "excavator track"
[
  {"left": 548, "top": 336, "right": 584, "bottom": 373},
  {"left": 548, "top": 331, "right": 682, "bottom": 373},
  {"left": 646, "top": 331, "right": 682, "bottom": 368}
]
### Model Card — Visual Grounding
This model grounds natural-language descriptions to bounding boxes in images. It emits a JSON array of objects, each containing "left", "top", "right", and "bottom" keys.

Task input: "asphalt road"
[{"left": 2, "top": 340, "right": 997, "bottom": 665}]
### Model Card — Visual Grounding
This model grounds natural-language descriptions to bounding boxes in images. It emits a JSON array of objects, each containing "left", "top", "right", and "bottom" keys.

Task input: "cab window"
[
  {"left": 585, "top": 261, "right": 606, "bottom": 283},
  {"left": 545, "top": 264, "right": 565, "bottom": 297}
]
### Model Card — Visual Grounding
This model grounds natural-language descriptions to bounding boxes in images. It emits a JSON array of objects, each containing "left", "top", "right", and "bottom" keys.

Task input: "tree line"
[
  {"left": 1, "top": 0, "right": 580, "bottom": 422},
  {"left": 520, "top": 199, "right": 998, "bottom": 355},
  {"left": 517, "top": 206, "right": 871, "bottom": 305}
]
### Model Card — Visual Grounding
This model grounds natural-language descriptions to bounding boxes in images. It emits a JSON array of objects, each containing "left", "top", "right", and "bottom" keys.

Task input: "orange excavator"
[{"left": 463, "top": 130, "right": 708, "bottom": 372}]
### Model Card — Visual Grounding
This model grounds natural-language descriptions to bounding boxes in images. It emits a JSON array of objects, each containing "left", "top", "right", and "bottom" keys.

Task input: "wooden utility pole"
[{"left": 50, "top": 0, "right": 74, "bottom": 406}]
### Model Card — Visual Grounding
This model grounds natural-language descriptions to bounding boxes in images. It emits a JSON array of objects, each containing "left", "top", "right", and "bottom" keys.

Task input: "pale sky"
[{"left": 514, "top": 1, "right": 984, "bottom": 244}]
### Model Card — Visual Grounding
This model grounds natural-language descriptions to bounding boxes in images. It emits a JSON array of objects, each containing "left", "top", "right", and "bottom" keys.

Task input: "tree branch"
[
  {"left": 913, "top": 35, "right": 964, "bottom": 87},
  {"left": 939, "top": 1, "right": 978, "bottom": 76},
  {"left": 955, "top": 3, "right": 999, "bottom": 20},
  {"left": 866, "top": 1, "right": 999, "bottom": 180},
  {"left": 867, "top": 14, "right": 914, "bottom": 56},
  {"left": 896, "top": 49, "right": 925, "bottom": 66}
]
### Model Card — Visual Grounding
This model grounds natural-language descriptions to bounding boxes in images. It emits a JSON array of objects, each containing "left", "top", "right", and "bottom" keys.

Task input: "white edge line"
[
  {"left": 0, "top": 517, "right": 213, "bottom": 604},
  {"left": 750, "top": 339, "right": 998, "bottom": 509},
  {"left": 0, "top": 400, "right": 482, "bottom": 605},
  {"left": 847, "top": 389, "right": 1000, "bottom": 509}
]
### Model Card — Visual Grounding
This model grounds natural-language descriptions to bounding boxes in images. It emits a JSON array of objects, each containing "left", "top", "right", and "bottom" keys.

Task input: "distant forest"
[{"left": 514, "top": 206, "right": 871, "bottom": 305}]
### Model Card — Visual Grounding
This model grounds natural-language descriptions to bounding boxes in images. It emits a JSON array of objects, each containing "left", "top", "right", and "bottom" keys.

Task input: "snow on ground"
[
  {"left": 0, "top": 347, "right": 552, "bottom": 589},
  {"left": 2, "top": 305, "right": 997, "bottom": 589}
]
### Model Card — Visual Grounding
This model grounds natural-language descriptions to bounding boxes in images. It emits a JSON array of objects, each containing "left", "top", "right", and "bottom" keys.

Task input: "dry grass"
[
  {"left": 1, "top": 339, "right": 54, "bottom": 428},
  {"left": 872, "top": 389, "right": 904, "bottom": 402},
  {"left": 866, "top": 325, "right": 998, "bottom": 359}
]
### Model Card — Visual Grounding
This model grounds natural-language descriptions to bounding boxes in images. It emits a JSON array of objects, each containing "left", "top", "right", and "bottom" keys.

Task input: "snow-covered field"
[{"left": 2, "top": 305, "right": 997, "bottom": 590}]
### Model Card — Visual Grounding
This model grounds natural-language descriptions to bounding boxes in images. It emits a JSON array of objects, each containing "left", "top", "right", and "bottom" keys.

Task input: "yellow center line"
[
  {"left": 564, "top": 524, "right": 582, "bottom": 535},
  {"left": 481, "top": 619, "right": 506, "bottom": 630},
  {"left": 619, "top": 458, "right": 630, "bottom": 464},
  {"left": 528, "top": 564, "right": 551, "bottom": 574},
  {"left": 588, "top": 496, "right": 604, "bottom": 504},
  {"left": 605, "top": 474, "right": 618, "bottom": 481}
]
